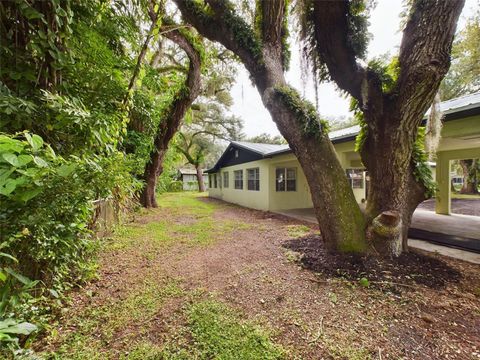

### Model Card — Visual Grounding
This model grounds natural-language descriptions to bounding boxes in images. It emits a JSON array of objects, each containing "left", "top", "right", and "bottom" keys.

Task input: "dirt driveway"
[{"left": 37, "top": 193, "right": 480, "bottom": 360}]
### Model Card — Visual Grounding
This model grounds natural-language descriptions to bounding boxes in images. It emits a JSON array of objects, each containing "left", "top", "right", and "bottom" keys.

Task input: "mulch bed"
[{"left": 283, "top": 234, "right": 462, "bottom": 291}]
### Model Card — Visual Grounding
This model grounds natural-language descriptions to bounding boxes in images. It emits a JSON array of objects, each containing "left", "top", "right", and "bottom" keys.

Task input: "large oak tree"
[
  {"left": 303, "top": 0, "right": 464, "bottom": 254},
  {"left": 174, "top": 0, "right": 464, "bottom": 257}
]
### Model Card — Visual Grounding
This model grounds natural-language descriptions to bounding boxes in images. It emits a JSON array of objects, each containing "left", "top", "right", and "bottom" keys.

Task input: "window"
[
  {"left": 223, "top": 171, "right": 229, "bottom": 188},
  {"left": 276, "top": 168, "right": 296, "bottom": 192},
  {"left": 213, "top": 173, "right": 218, "bottom": 188},
  {"left": 346, "top": 169, "right": 364, "bottom": 189},
  {"left": 234, "top": 170, "right": 243, "bottom": 189},
  {"left": 247, "top": 168, "right": 260, "bottom": 191}
]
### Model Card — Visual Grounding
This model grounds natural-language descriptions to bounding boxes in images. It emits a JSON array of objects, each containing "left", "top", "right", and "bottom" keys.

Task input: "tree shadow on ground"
[{"left": 283, "top": 234, "right": 462, "bottom": 292}]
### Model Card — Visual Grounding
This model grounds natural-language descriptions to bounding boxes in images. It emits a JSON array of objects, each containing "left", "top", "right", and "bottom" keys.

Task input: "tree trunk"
[
  {"left": 195, "top": 164, "right": 206, "bottom": 192},
  {"left": 175, "top": 0, "right": 367, "bottom": 253},
  {"left": 460, "top": 159, "right": 479, "bottom": 194},
  {"left": 361, "top": 126, "right": 427, "bottom": 255},
  {"left": 141, "top": 142, "right": 167, "bottom": 208},
  {"left": 140, "top": 25, "right": 203, "bottom": 208},
  {"left": 262, "top": 86, "right": 367, "bottom": 253},
  {"left": 305, "top": 0, "right": 465, "bottom": 257}
]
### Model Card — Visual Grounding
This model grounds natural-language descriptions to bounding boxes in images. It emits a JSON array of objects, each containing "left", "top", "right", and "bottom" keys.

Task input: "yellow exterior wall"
[
  {"left": 208, "top": 114, "right": 480, "bottom": 212},
  {"left": 267, "top": 154, "right": 313, "bottom": 211},
  {"left": 208, "top": 159, "right": 271, "bottom": 211},
  {"left": 208, "top": 141, "right": 368, "bottom": 211}
]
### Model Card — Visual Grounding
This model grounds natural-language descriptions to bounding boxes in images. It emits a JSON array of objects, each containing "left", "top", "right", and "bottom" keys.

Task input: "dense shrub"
[{"left": 0, "top": 133, "right": 140, "bottom": 351}]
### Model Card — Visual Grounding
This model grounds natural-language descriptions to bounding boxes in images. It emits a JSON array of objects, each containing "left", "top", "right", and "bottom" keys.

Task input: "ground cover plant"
[{"left": 32, "top": 193, "right": 480, "bottom": 359}]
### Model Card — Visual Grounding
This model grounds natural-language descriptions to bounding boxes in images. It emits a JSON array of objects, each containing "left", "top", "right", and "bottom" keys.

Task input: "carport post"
[{"left": 435, "top": 152, "right": 451, "bottom": 215}]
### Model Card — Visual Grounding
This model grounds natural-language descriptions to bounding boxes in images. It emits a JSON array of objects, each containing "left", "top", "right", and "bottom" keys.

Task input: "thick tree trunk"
[
  {"left": 306, "top": 0, "right": 464, "bottom": 257},
  {"left": 460, "top": 159, "right": 479, "bottom": 194},
  {"left": 195, "top": 164, "right": 206, "bottom": 192},
  {"left": 359, "top": 114, "right": 427, "bottom": 255},
  {"left": 176, "top": 0, "right": 367, "bottom": 253},
  {"left": 140, "top": 26, "right": 202, "bottom": 208},
  {"left": 141, "top": 143, "right": 167, "bottom": 208},
  {"left": 262, "top": 86, "right": 367, "bottom": 253}
]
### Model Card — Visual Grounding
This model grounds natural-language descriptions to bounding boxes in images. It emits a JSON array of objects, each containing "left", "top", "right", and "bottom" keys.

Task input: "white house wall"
[
  {"left": 208, "top": 159, "right": 270, "bottom": 211},
  {"left": 267, "top": 153, "right": 314, "bottom": 211}
]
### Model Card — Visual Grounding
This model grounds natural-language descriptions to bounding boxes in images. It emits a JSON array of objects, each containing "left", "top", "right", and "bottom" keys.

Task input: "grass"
[
  {"left": 40, "top": 193, "right": 273, "bottom": 359},
  {"left": 285, "top": 224, "right": 311, "bottom": 238},
  {"left": 106, "top": 192, "right": 247, "bottom": 250},
  {"left": 47, "top": 278, "right": 183, "bottom": 359},
  {"left": 162, "top": 299, "right": 285, "bottom": 360}
]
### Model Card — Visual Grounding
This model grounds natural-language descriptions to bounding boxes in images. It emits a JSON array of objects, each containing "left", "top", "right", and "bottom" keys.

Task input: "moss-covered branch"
[{"left": 274, "top": 85, "right": 329, "bottom": 139}]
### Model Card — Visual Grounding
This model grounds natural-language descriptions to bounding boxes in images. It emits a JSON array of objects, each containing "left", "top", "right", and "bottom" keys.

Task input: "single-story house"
[
  {"left": 206, "top": 92, "right": 480, "bottom": 215},
  {"left": 178, "top": 168, "right": 209, "bottom": 191}
]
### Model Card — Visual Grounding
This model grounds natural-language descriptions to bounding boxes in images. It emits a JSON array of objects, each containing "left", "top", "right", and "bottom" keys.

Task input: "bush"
[{"left": 0, "top": 132, "right": 140, "bottom": 350}]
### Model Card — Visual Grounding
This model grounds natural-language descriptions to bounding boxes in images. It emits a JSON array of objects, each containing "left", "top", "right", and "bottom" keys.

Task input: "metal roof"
[
  {"left": 178, "top": 168, "right": 206, "bottom": 175},
  {"left": 208, "top": 92, "right": 480, "bottom": 172},
  {"left": 229, "top": 127, "right": 363, "bottom": 157},
  {"left": 425, "top": 91, "right": 480, "bottom": 116},
  {"left": 230, "top": 141, "right": 290, "bottom": 156},
  {"left": 328, "top": 125, "right": 361, "bottom": 141}
]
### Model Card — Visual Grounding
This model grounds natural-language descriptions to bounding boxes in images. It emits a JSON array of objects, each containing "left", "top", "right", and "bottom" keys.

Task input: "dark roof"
[
  {"left": 207, "top": 92, "right": 480, "bottom": 173},
  {"left": 178, "top": 168, "right": 206, "bottom": 175}
]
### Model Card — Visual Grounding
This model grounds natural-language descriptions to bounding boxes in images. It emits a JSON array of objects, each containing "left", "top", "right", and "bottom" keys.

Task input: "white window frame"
[
  {"left": 276, "top": 167, "right": 296, "bottom": 192},
  {"left": 234, "top": 170, "right": 243, "bottom": 190},
  {"left": 223, "top": 171, "right": 229, "bottom": 188},
  {"left": 247, "top": 168, "right": 260, "bottom": 191},
  {"left": 346, "top": 169, "right": 364, "bottom": 189}
]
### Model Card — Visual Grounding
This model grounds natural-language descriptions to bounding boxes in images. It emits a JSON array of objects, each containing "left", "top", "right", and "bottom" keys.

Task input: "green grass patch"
[
  {"left": 105, "top": 220, "right": 171, "bottom": 251},
  {"left": 109, "top": 193, "right": 251, "bottom": 250},
  {"left": 158, "top": 192, "right": 217, "bottom": 216},
  {"left": 285, "top": 224, "right": 311, "bottom": 238},
  {"left": 46, "top": 278, "right": 183, "bottom": 359},
  {"left": 163, "top": 299, "right": 285, "bottom": 359}
]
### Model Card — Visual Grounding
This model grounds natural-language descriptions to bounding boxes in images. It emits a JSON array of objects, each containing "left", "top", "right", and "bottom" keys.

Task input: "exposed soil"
[
  {"left": 418, "top": 198, "right": 480, "bottom": 216},
  {"left": 39, "top": 194, "right": 480, "bottom": 359}
]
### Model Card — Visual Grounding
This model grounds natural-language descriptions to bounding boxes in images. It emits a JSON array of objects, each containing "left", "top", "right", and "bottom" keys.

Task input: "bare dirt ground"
[
  {"left": 38, "top": 193, "right": 480, "bottom": 359},
  {"left": 418, "top": 198, "right": 480, "bottom": 216}
]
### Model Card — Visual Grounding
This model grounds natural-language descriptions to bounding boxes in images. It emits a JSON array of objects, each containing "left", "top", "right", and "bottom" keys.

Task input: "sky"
[{"left": 230, "top": 0, "right": 479, "bottom": 137}]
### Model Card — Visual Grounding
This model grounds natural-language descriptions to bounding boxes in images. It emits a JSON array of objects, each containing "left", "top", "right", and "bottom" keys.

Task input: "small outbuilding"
[{"left": 178, "top": 168, "right": 209, "bottom": 191}]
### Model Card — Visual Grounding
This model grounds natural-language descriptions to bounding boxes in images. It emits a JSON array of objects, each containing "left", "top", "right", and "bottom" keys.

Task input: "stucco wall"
[
  {"left": 267, "top": 154, "right": 313, "bottom": 211},
  {"left": 208, "top": 114, "right": 478, "bottom": 212},
  {"left": 208, "top": 140, "right": 371, "bottom": 211},
  {"left": 208, "top": 159, "right": 270, "bottom": 211}
]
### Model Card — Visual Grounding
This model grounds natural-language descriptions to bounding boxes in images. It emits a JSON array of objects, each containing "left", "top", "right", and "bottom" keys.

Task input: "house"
[
  {"left": 178, "top": 168, "right": 209, "bottom": 191},
  {"left": 206, "top": 92, "right": 480, "bottom": 215}
]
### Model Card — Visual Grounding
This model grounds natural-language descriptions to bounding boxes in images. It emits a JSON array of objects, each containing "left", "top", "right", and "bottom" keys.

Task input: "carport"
[{"left": 434, "top": 93, "right": 480, "bottom": 215}]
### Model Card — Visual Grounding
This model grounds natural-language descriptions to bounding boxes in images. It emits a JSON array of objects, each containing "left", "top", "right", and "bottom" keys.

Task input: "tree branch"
[
  {"left": 174, "top": 0, "right": 263, "bottom": 75},
  {"left": 395, "top": 0, "right": 465, "bottom": 124},
  {"left": 259, "top": 0, "right": 285, "bottom": 47},
  {"left": 310, "top": 1, "right": 366, "bottom": 100},
  {"left": 123, "top": 3, "right": 162, "bottom": 105}
]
